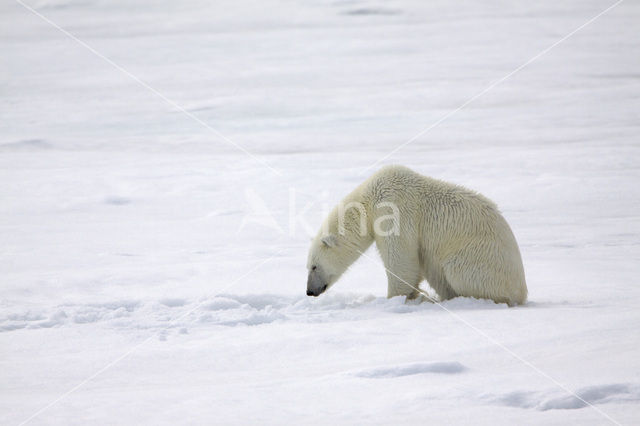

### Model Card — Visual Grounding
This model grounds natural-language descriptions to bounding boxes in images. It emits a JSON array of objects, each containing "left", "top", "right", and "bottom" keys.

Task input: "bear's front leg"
[
  {"left": 386, "top": 269, "right": 422, "bottom": 299},
  {"left": 376, "top": 236, "right": 423, "bottom": 299}
]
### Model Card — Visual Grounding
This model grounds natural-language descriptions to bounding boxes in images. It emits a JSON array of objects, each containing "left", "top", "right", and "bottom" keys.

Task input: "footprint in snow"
[
  {"left": 491, "top": 383, "right": 640, "bottom": 410},
  {"left": 539, "top": 383, "right": 640, "bottom": 410},
  {"left": 354, "top": 361, "right": 466, "bottom": 378}
]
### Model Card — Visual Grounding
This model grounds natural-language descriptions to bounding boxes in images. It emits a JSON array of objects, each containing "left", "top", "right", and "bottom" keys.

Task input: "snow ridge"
[{"left": 0, "top": 292, "right": 509, "bottom": 333}]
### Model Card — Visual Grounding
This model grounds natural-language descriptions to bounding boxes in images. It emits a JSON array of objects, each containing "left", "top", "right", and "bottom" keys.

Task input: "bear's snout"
[
  {"left": 306, "top": 284, "right": 328, "bottom": 297},
  {"left": 307, "top": 267, "right": 329, "bottom": 296},
  {"left": 306, "top": 268, "right": 328, "bottom": 297}
]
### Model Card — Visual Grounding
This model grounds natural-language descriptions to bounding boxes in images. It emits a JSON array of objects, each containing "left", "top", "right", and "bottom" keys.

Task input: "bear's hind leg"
[
  {"left": 426, "top": 274, "right": 458, "bottom": 302},
  {"left": 442, "top": 246, "right": 525, "bottom": 306}
]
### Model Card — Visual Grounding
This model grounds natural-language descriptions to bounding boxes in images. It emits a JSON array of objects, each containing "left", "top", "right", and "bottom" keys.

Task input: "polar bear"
[{"left": 306, "top": 165, "right": 527, "bottom": 306}]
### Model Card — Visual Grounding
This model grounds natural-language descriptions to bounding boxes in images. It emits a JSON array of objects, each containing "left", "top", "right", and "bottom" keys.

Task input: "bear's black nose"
[{"left": 306, "top": 290, "right": 314, "bottom": 296}]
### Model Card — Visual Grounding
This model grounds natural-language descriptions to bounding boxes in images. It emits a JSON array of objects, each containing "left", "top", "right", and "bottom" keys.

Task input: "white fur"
[{"left": 307, "top": 165, "right": 527, "bottom": 306}]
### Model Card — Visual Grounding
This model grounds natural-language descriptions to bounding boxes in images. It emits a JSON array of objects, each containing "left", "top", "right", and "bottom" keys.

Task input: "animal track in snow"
[
  {"left": 490, "top": 383, "right": 640, "bottom": 411},
  {"left": 354, "top": 361, "right": 467, "bottom": 378}
]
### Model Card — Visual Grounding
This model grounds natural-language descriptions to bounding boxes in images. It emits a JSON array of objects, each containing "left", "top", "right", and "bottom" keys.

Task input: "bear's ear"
[{"left": 321, "top": 234, "right": 338, "bottom": 248}]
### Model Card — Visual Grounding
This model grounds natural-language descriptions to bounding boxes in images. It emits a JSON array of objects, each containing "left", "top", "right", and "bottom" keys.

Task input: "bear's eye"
[{"left": 311, "top": 265, "right": 317, "bottom": 271}]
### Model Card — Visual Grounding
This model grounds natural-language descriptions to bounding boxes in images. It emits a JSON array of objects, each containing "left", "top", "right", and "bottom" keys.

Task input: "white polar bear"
[{"left": 306, "top": 165, "right": 527, "bottom": 306}]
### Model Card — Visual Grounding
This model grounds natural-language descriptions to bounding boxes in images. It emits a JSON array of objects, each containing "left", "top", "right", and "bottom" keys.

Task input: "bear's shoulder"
[
  {"left": 368, "top": 165, "right": 498, "bottom": 211},
  {"left": 373, "top": 164, "right": 416, "bottom": 178},
  {"left": 368, "top": 165, "right": 439, "bottom": 191}
]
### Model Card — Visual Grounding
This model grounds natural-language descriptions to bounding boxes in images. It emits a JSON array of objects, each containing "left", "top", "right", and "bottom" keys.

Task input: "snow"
[
  {"left": 352, "top": 361, "right": 467, "bottom": 378},
  {"left": 1, "top": 0, "right": 640, "bottom": 424}
]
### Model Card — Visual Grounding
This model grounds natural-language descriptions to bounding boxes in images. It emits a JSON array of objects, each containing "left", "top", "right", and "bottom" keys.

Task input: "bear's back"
[
  {"left": 367, "top": 165, "right": 512, "bottom": 251},
  {"left": 367, "top": 165, "right": 498, "bottom": 214}
]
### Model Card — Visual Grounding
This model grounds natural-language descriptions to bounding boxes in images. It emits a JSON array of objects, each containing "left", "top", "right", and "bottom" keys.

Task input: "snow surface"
[{"left": 2, "top": 0, "right": 640, "bottom": 424}]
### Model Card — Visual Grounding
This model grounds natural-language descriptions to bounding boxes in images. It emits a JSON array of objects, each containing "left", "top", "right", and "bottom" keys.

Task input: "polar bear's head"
[
  {"left": 306, "top": 233, "right": 344, "bottom": 296},
  {"left": 307, "top": 230, "right": 366, "bottom": 297},
  {"left": 306, "top": 198, "right": 374, "bottom": 297}
]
